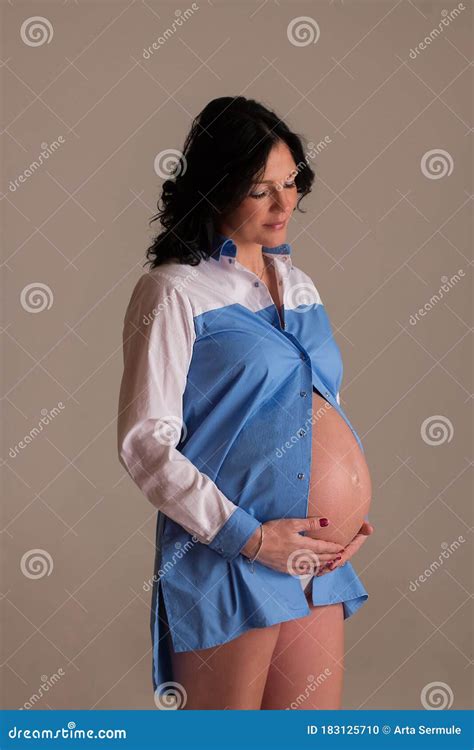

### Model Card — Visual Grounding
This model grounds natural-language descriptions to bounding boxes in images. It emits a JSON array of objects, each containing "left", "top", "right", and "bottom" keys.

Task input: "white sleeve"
[{"left": 117, "top": 272, "right": 261, "bottom": 561}]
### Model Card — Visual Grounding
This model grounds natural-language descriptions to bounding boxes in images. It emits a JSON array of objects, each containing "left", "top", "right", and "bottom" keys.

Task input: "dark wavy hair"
[{"left": 144, "top": 96, "right": 316, "bottom": 269}]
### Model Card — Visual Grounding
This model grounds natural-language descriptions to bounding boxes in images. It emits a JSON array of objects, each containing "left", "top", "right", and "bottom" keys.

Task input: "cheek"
[
  {"left": 234, "top": 198, "right": 266, "bottom": 224},
  {"left": 287, "top": 189, "right": 298, "bottom": 210}
]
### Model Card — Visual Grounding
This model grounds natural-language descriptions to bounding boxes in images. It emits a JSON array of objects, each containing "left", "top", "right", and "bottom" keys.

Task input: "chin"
[{"left": 261, "top": 227, "right": 288, "bottom": 243}]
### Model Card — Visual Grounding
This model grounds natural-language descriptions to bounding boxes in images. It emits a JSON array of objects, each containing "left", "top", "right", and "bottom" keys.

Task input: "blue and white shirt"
[{"left": 117, "top": 232, "right": 369, "bottom": 698}]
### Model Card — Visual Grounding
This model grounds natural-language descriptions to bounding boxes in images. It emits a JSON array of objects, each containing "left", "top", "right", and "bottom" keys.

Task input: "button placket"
[
  {"left": 231, "top": 251, "right": 289, "bottom": 332},
  {"left": 246, "top": 262, "right": 285, "bottom": 331}
]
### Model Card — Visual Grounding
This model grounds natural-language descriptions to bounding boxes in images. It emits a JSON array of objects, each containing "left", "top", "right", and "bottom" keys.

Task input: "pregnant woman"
[{"left": 117, "top": 96, "right": 374, "bottom": 710}]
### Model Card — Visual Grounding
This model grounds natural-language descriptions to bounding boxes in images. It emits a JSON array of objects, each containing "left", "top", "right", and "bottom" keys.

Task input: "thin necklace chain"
[{"left": 256, "top": 255, "right": 272, "bottom": 280}]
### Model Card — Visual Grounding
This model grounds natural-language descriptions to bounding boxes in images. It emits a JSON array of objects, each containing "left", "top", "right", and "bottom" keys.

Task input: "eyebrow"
[{"left": 253, "top": 171, "right": 297, "bottom": 185}]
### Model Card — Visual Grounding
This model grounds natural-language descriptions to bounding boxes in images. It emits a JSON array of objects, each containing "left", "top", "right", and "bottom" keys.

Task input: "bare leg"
[
  {"left": 168, "top": 622, "right": 281, "bottom": 709},
  {"left": 260, "top": 594, "right": 345, "bottom": 710}
]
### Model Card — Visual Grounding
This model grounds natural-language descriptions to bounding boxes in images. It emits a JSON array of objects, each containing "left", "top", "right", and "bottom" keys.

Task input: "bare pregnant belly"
[{"left": 306, "top": 390, "right": 372, "bottom": 548}]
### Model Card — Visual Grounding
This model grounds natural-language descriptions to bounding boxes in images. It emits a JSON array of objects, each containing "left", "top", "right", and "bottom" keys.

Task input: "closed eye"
[{"left": 249, "top": 179, "right": 297, "bottom": 199}]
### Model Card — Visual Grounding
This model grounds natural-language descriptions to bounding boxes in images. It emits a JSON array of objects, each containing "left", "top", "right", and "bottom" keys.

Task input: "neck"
[
  {"left": 217, "top": 227, "right": 266, "bottom": 275},
  {"left": 236, "top": 244, "right": 265, "bottom": 274}
]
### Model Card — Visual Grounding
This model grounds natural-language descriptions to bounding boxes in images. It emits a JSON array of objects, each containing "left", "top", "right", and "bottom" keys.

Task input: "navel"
[{"left": 351, "top": 470, "right": 360, "bottom": 485}]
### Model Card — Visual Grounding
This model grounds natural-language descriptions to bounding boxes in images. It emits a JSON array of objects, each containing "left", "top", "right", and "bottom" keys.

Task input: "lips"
[{"left": 264, "top": 219, "right": 287, "bottom": 228}]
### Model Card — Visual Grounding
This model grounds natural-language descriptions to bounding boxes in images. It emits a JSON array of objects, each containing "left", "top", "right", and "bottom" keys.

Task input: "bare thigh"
[
  {"left": 260, "top": 594, "right": 345, "bottom": 710},
  {"left": 168, "top": 622, "right": 281, "bottom": 710}
]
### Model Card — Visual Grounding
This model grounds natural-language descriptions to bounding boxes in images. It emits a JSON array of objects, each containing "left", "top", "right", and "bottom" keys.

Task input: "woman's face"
[{"left": 218, "top": 140, "right": 299, "bottom": 246}]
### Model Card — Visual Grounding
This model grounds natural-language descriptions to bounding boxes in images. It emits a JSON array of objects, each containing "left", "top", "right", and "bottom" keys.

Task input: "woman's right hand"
[{"left": 241, "top": 517, "right": 344, "bottom": 576}]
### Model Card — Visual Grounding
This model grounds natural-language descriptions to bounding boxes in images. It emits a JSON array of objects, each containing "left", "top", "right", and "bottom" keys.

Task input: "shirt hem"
[{"left": 163, "top": 582, "right": 312, "bottom": 654}]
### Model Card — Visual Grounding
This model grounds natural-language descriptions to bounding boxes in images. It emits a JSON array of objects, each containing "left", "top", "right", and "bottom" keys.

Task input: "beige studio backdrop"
[{"left": 1, "top": 0, "right": 472, "bottom": 711}]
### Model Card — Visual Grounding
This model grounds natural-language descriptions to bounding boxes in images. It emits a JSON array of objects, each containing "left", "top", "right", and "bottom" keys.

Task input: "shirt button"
[
  {"left": 325, "top": 391, "right": 330, "bottom": 398},
  {"left": 254, "top": 281, "right": 259, "bottom": 287},
  {"left": 297, "top": 429, "right": 306, "bottom": 437},
  {"left": 299, "top": 353, "right": 305, "bottom": 361},
  {"left": 297, "top": 472, "right": 305, "bottom": 480},
  {"left": 300, "top": 390, "right": 307, "bottom": 397}
]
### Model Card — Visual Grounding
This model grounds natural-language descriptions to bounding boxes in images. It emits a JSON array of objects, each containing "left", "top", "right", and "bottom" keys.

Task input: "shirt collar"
[{"left": 210, "top": 232, "right": 293, "bottom": 267}]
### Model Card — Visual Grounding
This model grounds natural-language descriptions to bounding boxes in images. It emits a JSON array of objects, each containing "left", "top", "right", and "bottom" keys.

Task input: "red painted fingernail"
[
  {"left": 335, "top": 556, "right": 342, "bottom": 561},
  {"left": 320, "top": 518, "right": 329, "bottom": 527}
]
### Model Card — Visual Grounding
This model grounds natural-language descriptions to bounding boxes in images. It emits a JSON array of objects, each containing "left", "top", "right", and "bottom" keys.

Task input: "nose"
[{"left": 270, "top": 186, "right": 293, "bottom": 213}]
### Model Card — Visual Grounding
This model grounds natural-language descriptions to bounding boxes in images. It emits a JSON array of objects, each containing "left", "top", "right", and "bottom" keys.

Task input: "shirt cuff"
[{"left": 207, "top": 506, "right": 262, "bottom": 562}]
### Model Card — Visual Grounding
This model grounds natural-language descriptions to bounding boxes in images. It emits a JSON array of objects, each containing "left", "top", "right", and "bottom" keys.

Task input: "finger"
[
  {"left": 317, "top": 557, "right": 346, "bottom": 575},
  {"left": 287, "top": 551, "right": 323, "bottom": 577},
  {"left": 316, "top": 553, "right": 344, "bottom": 562},
  {"left": 310, "top": 539, "right": 345, "bottom": 554},
  {"left": 345, "top": 538, "right": 366, "bottom": 554},
  {"left": 292, "top": 516, "right": 331, "bottom": 532}
]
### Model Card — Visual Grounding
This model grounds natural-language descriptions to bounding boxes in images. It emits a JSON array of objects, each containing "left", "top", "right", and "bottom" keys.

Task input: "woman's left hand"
[{"left": 317, "top": 521, "right": 374, "bottom": 575}]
